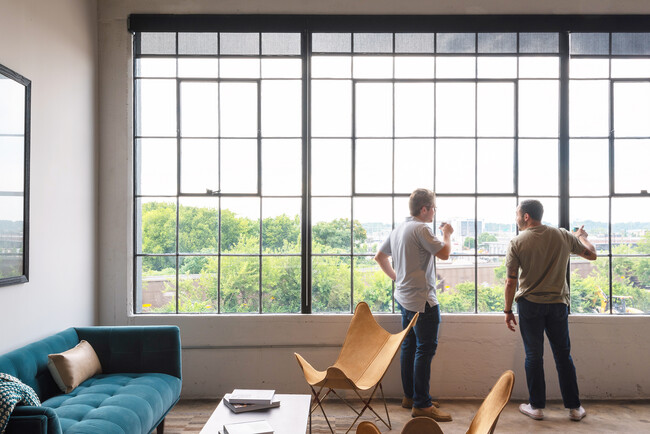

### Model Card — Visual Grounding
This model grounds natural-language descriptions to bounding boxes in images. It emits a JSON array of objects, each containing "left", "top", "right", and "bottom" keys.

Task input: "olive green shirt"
[{"left": 505, "top": 225, "right": 587, "bottom": 305}]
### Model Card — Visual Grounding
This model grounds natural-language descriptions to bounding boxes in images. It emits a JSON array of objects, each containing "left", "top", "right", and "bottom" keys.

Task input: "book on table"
[
  {"left": 223, "top": 393, "right": 281, "bottom": 414},
  {"left": 223, "top": 419, "right": 274, "bottom": 434},
  {"left": 228, "top": 389, "right": 276, "bottom": 405}
]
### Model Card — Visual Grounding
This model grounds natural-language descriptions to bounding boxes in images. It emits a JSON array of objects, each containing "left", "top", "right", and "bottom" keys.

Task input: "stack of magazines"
[{"left": 223, "top": 389, "right": 280, "bottom": 414}]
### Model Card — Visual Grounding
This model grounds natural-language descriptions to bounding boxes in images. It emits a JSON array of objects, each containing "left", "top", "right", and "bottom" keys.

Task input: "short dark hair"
[
  {"left": 409, "top": 188, "right": 435, "bottom": 217},
  {"left": 519, "top": 199, "right": 544, "bottom": 221}
]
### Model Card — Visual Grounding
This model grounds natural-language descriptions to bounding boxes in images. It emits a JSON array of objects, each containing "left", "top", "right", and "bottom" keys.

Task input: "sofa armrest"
[
  {"left": 5, "top": 406, "right": 61, "bottom": 434},
  {"left": 74, "top": 326, "right": 182, "bottom": 380}
]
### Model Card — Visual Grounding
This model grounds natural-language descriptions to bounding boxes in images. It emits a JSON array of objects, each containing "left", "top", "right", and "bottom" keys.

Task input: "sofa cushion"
[
  {"left": 41, "top": 373, "right": 181, "bottom": 434},
  {"left": 47, "top": 341, "right": 102, "bottom": 393}
]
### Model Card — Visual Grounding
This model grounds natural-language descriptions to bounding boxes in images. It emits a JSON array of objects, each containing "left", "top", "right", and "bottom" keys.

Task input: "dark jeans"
[
  {"left": 518, "top": 297, "right": 581, "bottom": 409},
  {"left": 398, "top": 302, "right": 440, "bottom": 409}
]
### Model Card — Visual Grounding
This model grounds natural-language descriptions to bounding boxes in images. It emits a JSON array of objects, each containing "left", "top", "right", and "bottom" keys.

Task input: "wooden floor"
[{"left": 164, "top": 398, "right": 650, "bottom": 433}]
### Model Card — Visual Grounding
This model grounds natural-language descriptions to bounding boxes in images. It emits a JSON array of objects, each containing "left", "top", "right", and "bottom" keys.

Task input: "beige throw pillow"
[{"left": 47, "top": 340, "right": 102, "bottom": 393}]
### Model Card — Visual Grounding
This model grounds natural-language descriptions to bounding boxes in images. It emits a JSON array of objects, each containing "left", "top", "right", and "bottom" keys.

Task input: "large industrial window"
[{"left": 131, "top": 16, "right": 650, "bottom": 315}]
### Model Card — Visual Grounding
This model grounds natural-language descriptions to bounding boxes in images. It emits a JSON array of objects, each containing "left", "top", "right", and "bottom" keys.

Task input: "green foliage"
[
  {"left": 464, "top": 237, "right": 475, "bottom": 249},
  {"left": 312, "top": 218, "right": 367, "bottom": 252},
  {"left": 477, "top": 232, "right": 498, "bottom": 244}
]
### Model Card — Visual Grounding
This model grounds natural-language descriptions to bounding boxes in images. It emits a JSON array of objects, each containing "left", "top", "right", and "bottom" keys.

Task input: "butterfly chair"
[
  {"left": 295, "top": 302, "right": 419, "bottom": 434},
  {"left": 356, "top": 421, "right": 382, "bottom": 434},
  {"left": 401, "top": 417, "right": 445, "bottom": 434},
  {"left": 466, "top": 370, "right": 515, "bottom": 434}
]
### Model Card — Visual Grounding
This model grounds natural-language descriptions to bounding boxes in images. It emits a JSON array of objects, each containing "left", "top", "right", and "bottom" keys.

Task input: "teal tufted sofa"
[{"left": 0, "top": 326, "right": 182, "bottom": 434}]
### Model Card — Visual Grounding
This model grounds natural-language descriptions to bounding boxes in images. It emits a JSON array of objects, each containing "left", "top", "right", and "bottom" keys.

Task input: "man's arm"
[
  {"left": 435, "top": 223, "right": 453, "bottom": 260},
  {"left": 374, "top": 251, "right": 396, "bottom": 281},
  {"left": 504, "top": 266, "right": 518, "bottom": 332},
  {"left": 574, "top": 225, "right": 597, "bottom": 261}
]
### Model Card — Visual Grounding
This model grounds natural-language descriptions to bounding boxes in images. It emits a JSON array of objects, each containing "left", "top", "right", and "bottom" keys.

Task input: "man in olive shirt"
[{"left": 503, "top": 200, "right": 597, "bottom": 422}]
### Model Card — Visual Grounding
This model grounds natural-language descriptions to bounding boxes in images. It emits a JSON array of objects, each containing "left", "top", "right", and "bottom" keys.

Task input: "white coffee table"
[{"left": 200, "top": 393, "right": 311, "bottom": 434}]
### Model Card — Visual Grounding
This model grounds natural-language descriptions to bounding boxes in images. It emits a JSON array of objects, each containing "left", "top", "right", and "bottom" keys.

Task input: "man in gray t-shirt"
[{"left": 374, "top": 188, "right": 453, "bottom": 422}]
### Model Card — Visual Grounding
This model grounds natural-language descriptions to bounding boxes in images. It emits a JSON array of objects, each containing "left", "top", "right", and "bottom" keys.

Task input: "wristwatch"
[{"left": 503, "top": 309, "right": 513, "bottom": 314}]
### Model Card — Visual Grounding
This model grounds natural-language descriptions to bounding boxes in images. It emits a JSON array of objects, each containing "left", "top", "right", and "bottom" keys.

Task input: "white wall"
[
  {"left": 97, "top": 0, "right": 650, "bottom": 400},
  {"left": 0, "top": 0, "right": 98, "bottom": 353}
]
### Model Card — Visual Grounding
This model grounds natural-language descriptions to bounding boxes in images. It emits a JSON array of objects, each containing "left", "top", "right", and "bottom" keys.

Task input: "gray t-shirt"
[
  {"left": 505, "top": 225, "right": 586, "bottom": 305},
  {"left": 379, "top": 217, "right": 444, "bottom": 312}
]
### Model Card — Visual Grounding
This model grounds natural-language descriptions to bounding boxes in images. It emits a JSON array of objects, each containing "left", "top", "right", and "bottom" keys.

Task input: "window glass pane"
[
  {"left": 220, "top": 33, "right": 259, "bottom": 55},
  {"left": 311, "top": 56, "right": 351, "bottom": 78},
  {"left": 353, "top": 197, "right": 392, "bottom": 254},
  {"left": 477, "top": 57, "right": 517, "bottom": 78},
  {"left": 570, "top": 257, "right": 609, "bottom": 314},
  {"left": 395, "top": 83, "right": 434, "bottom": 137},
  {"left": 261, "top": 58, "right": 302, "bottom": 78},
  {"left": 312, "top": 198, "right": 351, "bottom": 254},
  {"left": 436, "top": 57, "right": 475, "bottom": 79},
  {"left": 178, "top": 58, "right": 219, "bottom": 78},
  {"left": 570, "top": 139, "right": 609, "bottom": 196},
  {"left": 436, "top": 197, "right": 475, "bottom": 252},
  {"left": 570, "top": 33, "right": 609, "bottom": 55},
  {"left": 612, "top": 33, "right": 650, "bottom": 55},
  {"left": 353, "top": 56, "right": 393, "bottom": 78},
  {"left": 570, "top": 198, "right": 609, "bottom": 254},
  {"left": 519, "top": 139, "right": 558, "bottom": 195},
  {"left": 614, "top": 82, "right": 650, "bottom": 137},
  {"left": 520, "top": 33, "right": 559, "bottom": 53},
  {"left": 180, "top": 82, "right": 219, "bottom": 137},
  {"left": 614, "top": 139, "right": 650, "bottom": 193},
  {"left": 0, "top": 137, "right": 23, "bottom": 192},
  {"left": 262, "top": 256, "right": 301, "bottom": 313},
  {"left": 477, "top": 139, "right": 514, "bottom": 193},
  {"left": 135, "top": 79, "right": 176, "bottom": 136},
  {"left": 437, "top": 256, "right": 475, "bottom": 313},
  {"left": 394, "top": 139, "right": 434, "bottom": 194},
  {"left": 178, "top": 33, "right": 218, "bottom": 55},
  {"left": 180, "top": 139, "right": 218, "bottom": 194},
  {"left": 610, "top": 257, "right": 650, "bottom": 314},
  {"left": 569, "top": 59, "right": 609, "bottom": 79},
  {"left": 394, "top": 57, "right": 435, "bottom": 79},
  {"left": 177, "top": 255, "right": 218, "bottom": 313},
  {"left": 395, "top": 33, "right": 435, "bottom": 53},
  {"left": 394, "top": 196, "right": 409, "bottom": 224},
  {"left": 220, "top": 197, "right": 260, "bottom": 253},
  {"left": 354, "top": 258, "right": 392, "bottom": 312},
  {"left": 262, "top": 33, "right": 300, "bottom": 55},
  {"left": 311, "top": 139, "right": 351, "bottom": 195},
  {"left": 137, "top": 255, "right": 176, "bottom": 313},
  {"left": 519, "top": 57, "right": 559, "bottom": 78},
  {"left": 477, "top": 256, "right": 507, "bottom": 313},
  {"left": 569, "top": 80, "right": 609, "bottom": 137},
  {"left": 312, "top": 256, "right": 351, "bottom": 313},
  {"left": 312, "top": 33, "right": 351, "bottom": 53},
  {"left": 262, "top": 139, "right": 301, "bottom": 196},
  {"left": 478, "top": 33, "right": 516, "bottom": 53},
  {"left": 262, "top": 198, "right": 301, "bottom": 253},
  {"left": 519, "top": 81, "right": 559, "bottom": 137},
  {"left": 520, "top": 197, "right": 559, "bottom": 227},
  {"left": 311, "top": 80, "right": 352, "bottom": 137},
  {"left": 139, "top": 32, "right": 175, "bottom": 55},
  {"left": 477, "top": 82, "right": 515, "bottom": 137},
  {"left": 353, "top": 33, "right": 392, "bottom": 53},
  {"left": 261, "top": 80, "right": 301, "bottom": 137},
  {"left": 436, "top": 83, "right": 475, "bottom": 136},
  {"left": 220, "top": 255, "right": 259, "bottom": 313},
  {"left": 219, "top": 58, "right": 260, "bottom": 78},
  {"left": 220, "top": 139, "right": 257, "bottom": 193},
  {"left": 477, "top": 197, "right": 518, "bottom": 254},
  {"left": 137, "top": 198, "right": 176, "bottom": 254},
  {"left": 436, "top": 139, "right": 475, "bottom": 193},
  {"left": 136, "top": 138, "right": 177, "bottom": 196},
  {"left": 355, "top": 139, "right": 392, "bottom": 194},
  {"left": 136, "top": 58, "right": 176, "bottom": 78},
  {"left": 611, "top": 59, "right": 650, "bottom": 78},
  {"left": 437, "top": 33, "right": 475, "bottom": 53},
  {"left": 220, "top": 82, "right": 258, "bottom": 137},
  {"left": 179, "top": 198, "right": 219, "bottom": 254},
  {"left": 612, "top": 198, "right": 650, "bottom": 252},
  {"left": 355, "top": 83, "right": 393, "bottom": 137}
]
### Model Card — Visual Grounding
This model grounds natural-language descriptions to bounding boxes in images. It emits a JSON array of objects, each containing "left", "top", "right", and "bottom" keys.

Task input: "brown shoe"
[
  {"left": 412, "top": 405, "right": 453, "bottom": 422},
  {"left": 402, "top": 397, "right": 440, "bottom": 409}
]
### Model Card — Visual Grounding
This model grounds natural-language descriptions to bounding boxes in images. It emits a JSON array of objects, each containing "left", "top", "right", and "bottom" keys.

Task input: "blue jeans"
[
  {"left": 517, "top": 298, "right": 581, "bottom": 409},
  {"left": 398, "top": 302, "right": 440, "bottom": 409}
]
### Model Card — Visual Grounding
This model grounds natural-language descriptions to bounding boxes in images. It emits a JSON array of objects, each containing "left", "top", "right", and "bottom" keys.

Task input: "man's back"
[{"left": 506, "top": 225, "right": 585, "bottom": 304}]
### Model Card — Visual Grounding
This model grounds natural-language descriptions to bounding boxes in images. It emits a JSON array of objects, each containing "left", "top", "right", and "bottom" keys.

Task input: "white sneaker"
[
  {"left": 519, "top": 403, "right": 544, "bottom": 420},
  {"left": 569, "top": 406, "right": 586, "bottom": 421}
]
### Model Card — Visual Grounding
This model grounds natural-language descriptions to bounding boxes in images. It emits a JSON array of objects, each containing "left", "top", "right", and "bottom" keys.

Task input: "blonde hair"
[{"left": 409, "top": 188, "right": 435, "bottom": 217}]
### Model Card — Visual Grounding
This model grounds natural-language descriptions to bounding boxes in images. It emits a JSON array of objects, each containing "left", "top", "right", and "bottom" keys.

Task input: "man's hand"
[
  {"left": 505, "top": 312, "right": 517, "bottom": 332},
  {"left": 574, "top": 225, "right": 589, "bottom": 239},
  {"left": 439, "top": 222, "right": 454, "bottom": 237}
]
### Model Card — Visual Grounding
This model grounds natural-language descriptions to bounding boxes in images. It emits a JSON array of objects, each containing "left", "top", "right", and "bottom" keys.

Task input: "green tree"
[
  {"left": 312, "top": 218, "right": 367, "bottom": 252},
  {"left": 478, "top": 232, "right": 498, "bottom": 244},
  {"left": 464, "top": 237, "right": 475, "bottom": 249}
]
